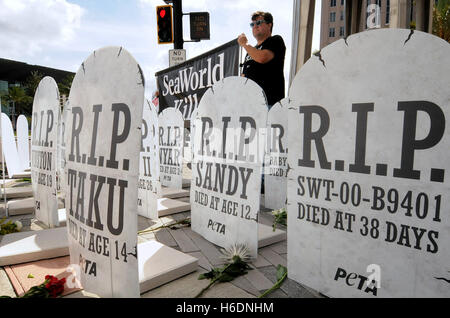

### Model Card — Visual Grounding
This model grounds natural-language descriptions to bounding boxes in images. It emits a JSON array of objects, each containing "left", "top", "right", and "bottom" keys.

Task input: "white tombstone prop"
[
  {"left": 189, "top": 107, "right": 198, "bottom": 163},
  {"left": 264, "top": 99, "right": 288, "bottom": 210},
  {"left": 138, "top": 99, "right": 160, "bottom": 220},
  {"left": 1, "top": 113, "right": 23, "bottom": 178},
  {"left": 191, "top": 76, "right": 267, "bottom": 258},
  {"left": 183, "top": 127, "right": 191, "bottom": 167},
  {"left": 158, "top": 107, "right": 184, "bottom": 189},
  {"left": 287, "top": 29, "right": 450, "bottom": 298},
  {"left": 30, "top": 77, "right": 60, "bottom": 227},
  {"left": 57, "top": 101, "right": 69, "bottom": 195},
  {"left": 17, "top": 115, "right": 30, "bottom": 170},
  {"left": 65, "top": 46, "right": 143, "bottom": 297}
]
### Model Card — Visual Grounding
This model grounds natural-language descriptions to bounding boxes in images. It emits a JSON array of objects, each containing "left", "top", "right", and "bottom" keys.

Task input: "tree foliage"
[{"left": 433, "top": 0, "right": 450, "bottom": 42}]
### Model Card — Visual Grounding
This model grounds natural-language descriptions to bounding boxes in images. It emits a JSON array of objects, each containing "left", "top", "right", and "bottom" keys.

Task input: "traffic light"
[{"left": 156, "top": 5, "right": 173, "bottom": 44}]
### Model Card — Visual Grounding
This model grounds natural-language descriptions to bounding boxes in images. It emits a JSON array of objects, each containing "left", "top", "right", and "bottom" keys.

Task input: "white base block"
[
  {"left": 182, "top": 179, "right": 191, "bottom": 189},
  {"left": 258, "top": 223, "right": 286, "bottom": 248},
  {"left": 0, "top": 227, "right": 69, "bottom": 266},
  {"left": 161, "top": 187, "right": 190, "bottom": 199},
  {"left": 138, "top": 240, "right": 197, "bottom": 294},
  {"left": 10, "top": 172, "right": 31, "bottom": 179},
  {"left": 7, "top": 197, "right": 34, "bottom": 216},
  {"left": 0, "top": 179, "right": 16, "bottom": 188},
  {"left": 0, "top": 185, "right": 33, "bottom": 199},
  {"left": 157, "top": 198, "right": 190, "bottom": 217},
  {"left": 58, "top": 208, "right": 67, "bottom": 226}
]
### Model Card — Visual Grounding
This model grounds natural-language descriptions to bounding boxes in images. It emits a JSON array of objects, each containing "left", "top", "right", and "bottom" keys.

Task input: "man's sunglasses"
[{"left": 250, "top": 20, "right": 267, "bottom": 27}]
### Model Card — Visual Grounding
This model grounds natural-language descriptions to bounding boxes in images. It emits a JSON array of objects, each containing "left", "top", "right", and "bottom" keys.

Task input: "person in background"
[{"left": 238, "top": 11, "right": 286, "bottom": 110}]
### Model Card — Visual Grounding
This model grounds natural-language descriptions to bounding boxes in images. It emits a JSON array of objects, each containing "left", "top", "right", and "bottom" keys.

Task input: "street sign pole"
[{"left": 172, "top": 0, "right": 183, "bottom": 49}]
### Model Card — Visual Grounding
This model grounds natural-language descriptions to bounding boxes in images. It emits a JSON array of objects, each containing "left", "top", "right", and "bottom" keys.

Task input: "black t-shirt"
[{"left": 242, "top": 35, "right": 286, "bottom": 106}]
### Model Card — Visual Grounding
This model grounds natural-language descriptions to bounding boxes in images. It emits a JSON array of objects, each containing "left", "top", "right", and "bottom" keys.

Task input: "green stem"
[
  {"left": 194, "top": 263, "right": 233, "bottom": 298},
  {"left": 258, "top": 271, "right": 287, "bottom": 298},
  {"left": 137, "top": 218, "right": 190, "bottom": 235}
]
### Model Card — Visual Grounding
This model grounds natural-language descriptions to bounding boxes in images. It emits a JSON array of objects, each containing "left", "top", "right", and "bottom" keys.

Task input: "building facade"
[{"left": 320, "top": 0, "right": 436, "bottom": 49}]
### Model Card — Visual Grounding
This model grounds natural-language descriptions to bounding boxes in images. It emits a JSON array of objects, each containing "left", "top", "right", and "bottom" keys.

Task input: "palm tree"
[
  {"left": 0, "top": 86, "right": 32, "bottom": 127},
  {"left": 24, "top": 70, "right": 44, "bottom": 98}
]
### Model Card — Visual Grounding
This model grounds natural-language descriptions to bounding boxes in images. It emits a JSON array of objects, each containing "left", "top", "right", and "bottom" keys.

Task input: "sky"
[{"left": 0, "top": 0, "right": 321, "bottom": 100}]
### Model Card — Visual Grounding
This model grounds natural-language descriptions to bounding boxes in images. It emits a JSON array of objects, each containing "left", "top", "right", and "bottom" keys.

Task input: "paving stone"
[
  {"left": 63, "top": 290, "right": 100, "bottom": 298},
  {"left": 259, "top": 247, "right": 287, "bottom": 267},
  {"left": 244, "top": 266, "right": 275, "bottom": 291},
  {"left": 169, "top": 228, "right": 199, "bottom": 253},
  {"left": 187, "top": 252, "right": 213, "bottom": 271},
  {"left": 230, "top": 275, "right": 261, "bottom": 297},
  {"left": 154, "top": 228, "right": 178, "bottom": 247},
  {"left": 167, "top": 212, "right": 190, "bottom": 222},
  {"left": 181, "top": 227, "right": 225, "bottom": 266},
  {"left": 251, "top": 254, "right": 272, "bottom": 268},
  {"left": 137, "top": 216, "right": 151, "bottom": 231},
  {"left": 0, "top": 267, "right": 16, "bottom": 297},
  {"left": 260, "top": 288, "right": 287, "bottom": 298},
  {"left": 258, "top": 223, "right": 286, "bottom": 248},
  {"left": 268, "top": 241, "right": 287, "bottom": 254},
  {"left": 285, "top": 278, "right": 323, "bottom": 298},
  {"left": 258, "top": 211, "right": 274, "bottom": 226},
  {"left": 258, "top": 265, "right": 289, "bottom": 295}
]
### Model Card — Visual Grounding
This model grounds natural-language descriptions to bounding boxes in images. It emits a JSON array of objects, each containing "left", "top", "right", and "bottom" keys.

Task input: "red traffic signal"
[{"left": 156, "top": 5, "right": 173, "bottom": 44}]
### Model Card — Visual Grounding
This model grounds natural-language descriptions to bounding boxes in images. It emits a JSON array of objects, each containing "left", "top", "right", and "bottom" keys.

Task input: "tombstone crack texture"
[
  {"left": 344, "top": 35, "right": 349, "bottom": 46},
  {"left": 404, "top": 29, "right": 414, "bottom": 45},
  {"left": 434, "top": 271, "right": 450, "bottom": 284},
  {"left": 81, "top": 62, "right": 85, "bottom": 75},
  {"left": 137, "top": 64, "right": 145, "bottom": 87},
  {"left": 313, "top": 50, "right": 326, "bottom": 68},
  {"left": 117, "top": 46, "right": 123, "bottom": 57}
]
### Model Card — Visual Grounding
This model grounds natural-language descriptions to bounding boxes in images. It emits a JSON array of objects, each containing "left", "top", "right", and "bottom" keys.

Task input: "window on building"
[
  {"left": 330, "top": 12, "right": 336, "bottom": 22},
  {"left": 331, "top": 0, "right": 337, "bottom": 7},
  {"left": 386, "top": 0, "right": 390, "bottom": 24},
  {"left": 340, "top": 26, "right": 345, "bottom": 36},
  {"left": 341, "top": 0, "right": 345, "bottom": 5},
  {"left": 329, "top": 27, "right": 335, "bottom": 37},
  {"left": 340, "top": 10, "right": 344, "bottom": 20}
]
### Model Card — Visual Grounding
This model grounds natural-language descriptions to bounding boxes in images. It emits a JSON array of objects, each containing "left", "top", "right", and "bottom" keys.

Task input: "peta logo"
[{"left": 334, "top": 264, "right": 381, "bottom": 296}]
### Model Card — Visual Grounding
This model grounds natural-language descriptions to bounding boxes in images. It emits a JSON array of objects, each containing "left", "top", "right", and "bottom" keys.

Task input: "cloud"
[{"left": 0, "top": 0, "right": 83, "bottom": 59}]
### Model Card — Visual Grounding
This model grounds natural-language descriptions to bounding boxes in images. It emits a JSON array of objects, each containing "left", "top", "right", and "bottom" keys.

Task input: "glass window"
[
  {"left": 329, "top": 27, "right": 335, "bottom": 37},
  {"left": 340, "top": 10, "right": 344, "bottom": 20},
  {"left": 340, "top": 26, "right": 345, "bottom": 36},
  {"left": 341, "top": 0, "right": 345, "bottom": 5},
  {"left": 330, "top": 0, "right": 337, "bottom": 7},
  {"left": 330, "top": 12, "right": 336, "bottom": 22}
]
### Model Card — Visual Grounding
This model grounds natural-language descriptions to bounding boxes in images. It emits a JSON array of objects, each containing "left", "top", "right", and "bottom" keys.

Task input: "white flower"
[
  {"left": 220, "top": 243, "right": 252, "bottom": 263},
  {"left": 14, "top": 221, "right": 23, "bottom": 231}
]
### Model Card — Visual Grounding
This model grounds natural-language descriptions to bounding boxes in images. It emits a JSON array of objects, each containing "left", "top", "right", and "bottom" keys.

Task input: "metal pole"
[
  {"left": 1, "top": 115, "right": 7, "bottom": 217},
  {"left": 173, "top": 0, "right": 184, "bottom": 49}
]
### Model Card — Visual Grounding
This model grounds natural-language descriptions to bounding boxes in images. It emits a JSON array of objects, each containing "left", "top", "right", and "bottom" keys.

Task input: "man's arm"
[{"left": 238, "top": 33, "right": 274, "bottom": 64}]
